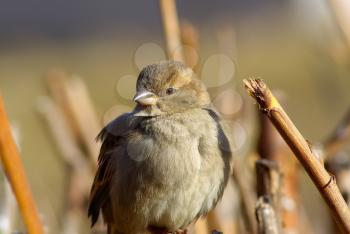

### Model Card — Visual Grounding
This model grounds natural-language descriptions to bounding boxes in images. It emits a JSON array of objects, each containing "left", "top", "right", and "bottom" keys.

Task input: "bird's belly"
[
  {"left": 110, "top": 120, "right": 226, "bottom": 233},
  {"left": 138, "top": 140, "right": 204, "bottom": 228},
  {"left": 139, "top": 167, "right": 223, "bottom": 231},
  {"left": 111, "top": 157, "right": 224, "bottom": 233}
]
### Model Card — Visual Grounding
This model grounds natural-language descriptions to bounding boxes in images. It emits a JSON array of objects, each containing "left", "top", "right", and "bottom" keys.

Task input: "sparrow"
[{"left": 88, "top": 61, "right": 232, "bottom": 234}]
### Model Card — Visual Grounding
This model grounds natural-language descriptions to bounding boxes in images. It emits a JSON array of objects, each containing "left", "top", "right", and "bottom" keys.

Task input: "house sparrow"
[{"left": 88, "top": 61, "right": 232, "bottom": 234}]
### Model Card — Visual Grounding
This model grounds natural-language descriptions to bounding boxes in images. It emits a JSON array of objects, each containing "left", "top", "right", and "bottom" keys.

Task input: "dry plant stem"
[
  {"left": 258, "top": 114, "right": 279, "bottom": 161},
  {"left": 280, "top": 162, "right": 301, "bottom": 233},
  {"left": 37, "top": 96, "right": 96, "bottom": 233},
  {"left": 46, "top": 70, "right": 80, "bottom": 137},
  {"left": 180, "top": 21, "right": 199, "bottom": 71},
  {"left": 258, "top": 113, "right": 301, "bottom": 232},
  {"left": 0, "top": 96, "right": 44, "bottom": 234},
  {"left": 37, "top": 97, "right": 92, "bottom": 199},
  {"left": 257, "top": 116, "right": 282, "bottom": 209},
  {"left": 232, "top": 163, "right": 257, "bottom": 234},
  {"left": 37, "top": 97, "right": 88, "bottom": 169},
  {"left": 62, "top": 77, "right": 101, "bottom": 162},
  {"left": 255, "top": 159, "right": 281, "bottom": 203},
  {"left": 256, "top": 197, "right": 279, "bottom": 234},
  {"left": 159, "top": 0, "right": 184, "bottom": 62},
  {"left": 255, "top": 159, "right": 282, "bottom": 234},
  {"left": 46, "top": 72, "right": 101, "bottom": 164},
  {"left": 244, "top": 79, "right": 350, "bottom": 233},
  {"left": 324, "top": 108, "right": 350, "bottom": 159}
]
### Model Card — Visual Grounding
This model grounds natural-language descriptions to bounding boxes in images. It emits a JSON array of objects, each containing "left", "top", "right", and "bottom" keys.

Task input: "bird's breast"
[{"left": 127, "top": 117, "right": 202, "bottom": 184}]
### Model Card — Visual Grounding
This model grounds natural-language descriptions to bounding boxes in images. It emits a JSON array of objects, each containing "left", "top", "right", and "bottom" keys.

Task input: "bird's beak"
[{"left": 133, "top": 91, "right": 157, "bottom": 106}]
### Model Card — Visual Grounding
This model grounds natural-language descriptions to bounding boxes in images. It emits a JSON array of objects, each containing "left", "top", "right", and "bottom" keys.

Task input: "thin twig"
[
  {"left": 244, "top": 78, "right": 350, "bottom": 233},
  {"left": 0, "top": 96, "right": 44, "bottom": 234},
  {"left": 159, "top": 0, "right": 184, "bottom": 62}
]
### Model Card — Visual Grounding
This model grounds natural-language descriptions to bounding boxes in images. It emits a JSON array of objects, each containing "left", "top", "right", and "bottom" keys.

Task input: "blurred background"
[{"left": 1, "top": 0, "right": 350, "bottom": 233}]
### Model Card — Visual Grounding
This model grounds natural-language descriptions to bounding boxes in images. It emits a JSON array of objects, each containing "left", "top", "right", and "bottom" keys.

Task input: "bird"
[{"left": 88, "top": 61, "right": 233, "bottom": 234}]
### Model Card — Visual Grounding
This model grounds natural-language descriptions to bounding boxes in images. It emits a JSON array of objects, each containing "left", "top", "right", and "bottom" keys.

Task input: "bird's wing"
[
  {"left": 88, "top": 112, "right": 146, "bottom": 226},
  {"left": 194, "top": 107, "right": 233, "bottom": 219},
  {"left": 203, "top": 107, "right": 233, "bottom": 157}
]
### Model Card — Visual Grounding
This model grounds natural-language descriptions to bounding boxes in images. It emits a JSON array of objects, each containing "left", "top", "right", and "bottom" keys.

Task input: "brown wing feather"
[
  {"left": 88, "top": 113, "right": 147, "bottom": 227},
  {"left": 88, "top": 128, "right": 120, "bottom": 226}
]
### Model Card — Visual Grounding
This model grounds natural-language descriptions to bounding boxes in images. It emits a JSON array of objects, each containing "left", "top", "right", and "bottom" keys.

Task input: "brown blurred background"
[{"left": 1, "top": 1, "right": 350, "bottom": 233}]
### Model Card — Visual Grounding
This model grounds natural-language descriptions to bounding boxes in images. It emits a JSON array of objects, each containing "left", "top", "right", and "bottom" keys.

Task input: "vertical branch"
[
  {"left": 258, "top": 114, "right": 280, "bottom": 160},
  {"left": 255, "top": 197, "right": 279, "bottom": 234},
  {"left": 255, "top": 159, "right": 281, "bottom": 234},
  {"left": 258, "top": 108, "right": 301, "bottom": 233},
  {"left": 159, "top": 0, "right": 184, "bottom": 62},
  {"left": 180, "top": 21, "right": 199, "bottom": 71},
  {"left": 255, "top": 160, "right": 281, "bottom": 204},
  {"left": 0, "top": 96, "right": 44, "bottom": 234},
  {"left": 256, "top": 114, "right": 281, "bottom": 230},
  {"left": 244, "top": 79, "right": 350, "bottom": 233}
]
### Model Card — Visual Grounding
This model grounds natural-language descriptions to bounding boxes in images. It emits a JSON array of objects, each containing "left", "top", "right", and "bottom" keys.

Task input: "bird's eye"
[{"left": 166, "top": 87, "right": 176, "bottom": 95}]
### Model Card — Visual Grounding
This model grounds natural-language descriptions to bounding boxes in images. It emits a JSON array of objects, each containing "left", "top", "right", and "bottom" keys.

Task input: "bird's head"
[{"left": 133, "top": 61, "right": 210, "bottom": 116}]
